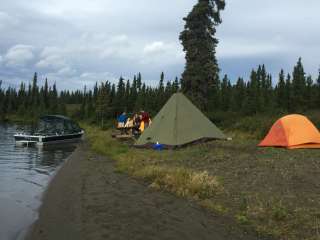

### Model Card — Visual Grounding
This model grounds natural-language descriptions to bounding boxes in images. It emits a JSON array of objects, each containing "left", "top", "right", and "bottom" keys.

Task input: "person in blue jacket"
[{"left": 117, "top": 112, "right": 127, "bottom": 128}]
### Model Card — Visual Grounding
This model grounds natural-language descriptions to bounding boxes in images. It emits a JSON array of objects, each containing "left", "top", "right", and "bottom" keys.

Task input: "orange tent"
[{"left": 259, "top": 114, "right": 320, "bottom": 149}]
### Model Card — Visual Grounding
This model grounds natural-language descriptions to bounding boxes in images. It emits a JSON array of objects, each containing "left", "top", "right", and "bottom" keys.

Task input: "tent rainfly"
[
  {"left": 259, "top": 114, "right": 320, "bottom": 149},
  {"left": 135, "top": 93, "right": 227, "bottom": 147}
]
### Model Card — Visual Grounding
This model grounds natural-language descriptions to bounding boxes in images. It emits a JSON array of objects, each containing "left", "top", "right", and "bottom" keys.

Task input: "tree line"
[
  {"left": 0, "top": 57, "right": 320, "bottom": 124},
  {"left": 0, "top": 72, "right": 65, "bottom": 121},
  {"left": 218, "top": 58, "right": 320, "bottom": 115}
]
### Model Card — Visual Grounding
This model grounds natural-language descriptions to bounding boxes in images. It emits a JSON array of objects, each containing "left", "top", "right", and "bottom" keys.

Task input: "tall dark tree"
[
  {"left": 135, "top": 83, "right": 146, "bottom": 110},
  {"left": 231, "top": 77, "right": 245, "bottom": 111},
  {"left": 115, "top": 77, "right": 126, "bottom": 113},
  {"left": 93, "top": 82, "right": 98, "bottom": 103},
  {"left": 96, "top": 83, "right": 109, "bottom": 127},
  {"left": 276, "top": 69, "right": 286, "bottom": 110},
  {"left": 31, "top": 72, "right": 39, "bottom": 113},
  {"left": 50, "top": 83, "right": 59, "bottom": 114},
  {"left": 137, "top": 73, "right": 142, "bottom": 92},
  {"left": 220, "top": 74, "right": 231, "bottom": 111},
  {"left": 125, "top": 80, "right": 131, "bottom": 111},
  {"left": 157, "top": 72, "right": 165, "bottom": 107},
  {"left": 305, "top": 75, "right": 313, "bottom": 109},
  {"left": 291, "top": 57, "right": 306, "bottom": 110},
  {"left": 172, "top": 77, "right": 180, "bottom": 93},
  {"left": 244, "top": 70, "right": 261, "bottom": 114},
  {"left": 129, "top": 76, "right": 138, "bottom": 111},
  {"left": 43, "top": 78, "right": 49, "bottom": 109},
  {"left": 285, "top": 74, "right": 292, "bottom": 112},
  {"left": 180, "top": 0, "right": 225, "bottom": 111}
]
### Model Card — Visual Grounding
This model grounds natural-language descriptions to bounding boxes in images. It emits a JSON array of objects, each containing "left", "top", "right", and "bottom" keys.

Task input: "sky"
[{"left": 0, "top": 0, "right": 319, "bottom": 90}]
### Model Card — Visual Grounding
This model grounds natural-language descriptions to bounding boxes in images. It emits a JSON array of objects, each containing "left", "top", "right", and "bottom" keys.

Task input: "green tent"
[{"left": 135, "top": 93, "right": 227, "bottom": 147}]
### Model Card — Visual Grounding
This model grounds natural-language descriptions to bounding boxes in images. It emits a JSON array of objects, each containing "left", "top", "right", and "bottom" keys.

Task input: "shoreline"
[
  {"left": 25, "top": 141, "right": 265, "bottom": 240},
  {"left": 25, "top": 143, "right": 84, "bottom": 240}
]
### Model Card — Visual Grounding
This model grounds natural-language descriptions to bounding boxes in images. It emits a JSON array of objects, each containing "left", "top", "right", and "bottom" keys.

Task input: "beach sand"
[{"left": 26, "top": 142, "right": 263, "bottom": 240}]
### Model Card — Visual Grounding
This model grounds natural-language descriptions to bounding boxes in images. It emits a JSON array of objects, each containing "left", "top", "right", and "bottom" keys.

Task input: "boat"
[{"left": 14, "top": 115, "right": 84, "bottom": 146}]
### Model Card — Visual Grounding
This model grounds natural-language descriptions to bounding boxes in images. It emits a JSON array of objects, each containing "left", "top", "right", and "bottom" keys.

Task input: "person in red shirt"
[{"left": 140, "top": 111, "right": 150, "bottom": 127}]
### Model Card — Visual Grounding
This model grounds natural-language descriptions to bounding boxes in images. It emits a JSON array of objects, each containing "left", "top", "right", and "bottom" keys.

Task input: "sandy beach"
[{"left": 26, "top": 142, "right": 265, "bottom": 240}]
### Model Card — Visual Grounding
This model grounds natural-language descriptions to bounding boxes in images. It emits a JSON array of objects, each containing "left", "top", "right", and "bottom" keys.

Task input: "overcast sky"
[{"left": 0, "top": 0, "right": 319, "bottom": 89}]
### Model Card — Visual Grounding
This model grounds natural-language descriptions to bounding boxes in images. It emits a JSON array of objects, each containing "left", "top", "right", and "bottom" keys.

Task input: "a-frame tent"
[{"left": 135, "top": 93, "right": 227, "bottom": 148}]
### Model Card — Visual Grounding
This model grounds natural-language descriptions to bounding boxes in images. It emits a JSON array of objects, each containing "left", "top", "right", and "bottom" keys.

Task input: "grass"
[
  {"left": 84, "top": 124, "right": 320, "bottom": 240},
  {"left": 84, "top": 124, "right": 222, "bottom": 200}
]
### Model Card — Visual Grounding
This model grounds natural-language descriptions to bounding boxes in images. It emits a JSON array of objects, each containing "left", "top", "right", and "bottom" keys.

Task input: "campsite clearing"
[{"left": 86, "top": 125, "right": 320, "bottom": 240}]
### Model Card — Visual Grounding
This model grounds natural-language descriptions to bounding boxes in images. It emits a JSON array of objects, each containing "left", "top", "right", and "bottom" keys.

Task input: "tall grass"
[{"left": 84, "top": 124, "right": 222, "bottom": 201}]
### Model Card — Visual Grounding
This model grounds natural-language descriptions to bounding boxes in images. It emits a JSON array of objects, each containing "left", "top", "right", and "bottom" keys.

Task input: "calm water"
[{"left": 0, "top": 124, "right": 77, "bottom": 240}]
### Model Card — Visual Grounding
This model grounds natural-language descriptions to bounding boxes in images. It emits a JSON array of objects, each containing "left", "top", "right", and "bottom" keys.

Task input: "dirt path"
[{"left": 26, "top": 143, "right": 265, "bottom": 240}]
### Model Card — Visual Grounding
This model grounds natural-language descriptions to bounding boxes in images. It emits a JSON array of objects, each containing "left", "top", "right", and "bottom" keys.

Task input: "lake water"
[{"left": 0, "top": 124, "right": 77, "bottom": 240}]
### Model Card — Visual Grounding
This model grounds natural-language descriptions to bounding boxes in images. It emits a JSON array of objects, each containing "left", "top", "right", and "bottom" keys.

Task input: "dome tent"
[
  {"left": 259, "top": 114, "right": 320, "bottom": 149},
  {"left": 135, "top": 93, "right": 227, "bottom": 148}
]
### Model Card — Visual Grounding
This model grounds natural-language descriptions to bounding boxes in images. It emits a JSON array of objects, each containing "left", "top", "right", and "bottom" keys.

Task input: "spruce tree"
[
  {"left": 109, "top": 84, "right": 116, "bottom": 117},
  {"left": 220, "top": 74, "right": 231, "bottom": 111},
  {"left": 44, "top": 78, "right": 49, "bottom": 110},
  {"left": 245, "top": 69, "right": 261, "bottom": 114},
  {"left": 276, "top": 69, "right": 286, "bottom": 110},
  {"left": 31, "top": 72, "right": 38, "bottom": 104},
  {"left": 305, "top": 75, "right": 313, "bottom": 109},
  {"left": 115, "top": 77, "right": 126, "bottom": 113},
  {"left": 231, "top": 77, "right": 245, "bottom": 111},
  {"left": 129, "top": 76, "right": 138, "bottom": 111},
  {"left": 85, "top": 91, "right": 94, "bottom": 119},
  {"left": 27, "top": 83, "right": 32, "bottom": 114},
  {"left": 96, "top": 83, "right": 109, "bottom": 127},
  {"left": 50, "top": 83, "right": 59, "bottom": 114},
  {"left": 31, "top": 72, "right": 39, "bottom": 116},
  {"left": 137, "top": 73, "right": 142, "bottom": 92},
  {"left": 158, "top": 72, "right": 165, "bottom": 107},
  {"left": 165, "top": 81, "right": 173, "bottom": 100},
  {"left": 125, "top": 80, "right": 131, "bottom": 112},
  {"left": 173, "top": 77, "right": 180, "bottom": 93},
  {"left": 291, "top": 57, "right": 306, "bottom": 110},
  {"left": 258, "top": 65, "right": 265, "bottom": 109},
  {"left": 265, "top": 74, "right": 274, "bottom": 112},
  {"left": 180, "top": 0, "right": 225, "bottom": 111},
  {"left": 135, "top": 83, "right": 146, "bottom": 110},
  {"left": 285, "top": 74, "right": 292, "bottom": 112},
  {"left": 92, "top": 82, "right": 98, "bottom": 107}
]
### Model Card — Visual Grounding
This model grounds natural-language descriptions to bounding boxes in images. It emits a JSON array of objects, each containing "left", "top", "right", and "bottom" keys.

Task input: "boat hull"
[{"left": 14, "top": 131, "right": 84, "bottom": 146}]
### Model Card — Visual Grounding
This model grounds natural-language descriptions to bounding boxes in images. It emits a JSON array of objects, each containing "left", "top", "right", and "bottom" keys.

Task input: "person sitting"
[
  {"left": 132, "top": 113, "right": 141, "bottom": 135},
  {"left": 140, "top": 110, "right": 151, "bottom": 128},
  {"left": 117, "top": 112, "right": 127, "bottom": 129}
]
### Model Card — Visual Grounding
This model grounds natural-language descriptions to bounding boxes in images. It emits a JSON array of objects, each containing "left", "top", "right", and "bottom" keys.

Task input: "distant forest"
[{"left": 0, "top": 58, "right": 320, "bottom": 125}]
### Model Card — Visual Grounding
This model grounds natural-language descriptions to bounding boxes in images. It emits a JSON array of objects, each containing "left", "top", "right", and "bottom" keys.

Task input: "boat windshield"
[{"left": 35, "top": 116, "right": 81, "bottom": 135}]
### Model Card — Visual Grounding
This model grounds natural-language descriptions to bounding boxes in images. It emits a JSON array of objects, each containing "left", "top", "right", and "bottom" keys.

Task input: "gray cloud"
[
  {"left": 0, "top": 0, "right": 319, "bottom": 89},
  {"left": 4, "top": 45, "right": 35, "bottom": 67}
]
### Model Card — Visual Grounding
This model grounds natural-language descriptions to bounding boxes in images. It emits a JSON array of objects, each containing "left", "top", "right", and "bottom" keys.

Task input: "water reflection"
[{"left": 0, "top": 124, "right": 77, "bottom": 240}]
